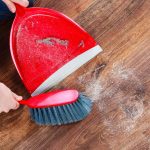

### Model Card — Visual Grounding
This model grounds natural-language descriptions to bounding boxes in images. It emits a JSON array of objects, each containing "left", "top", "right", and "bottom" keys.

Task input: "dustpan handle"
[{"left": 15, "top": 4, "right": 26, "bottom": 16}]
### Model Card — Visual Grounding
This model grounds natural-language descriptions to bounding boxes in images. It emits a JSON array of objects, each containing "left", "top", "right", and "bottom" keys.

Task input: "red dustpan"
[{"left": 10, "top": 5, "right": 102, "bottom": 96}]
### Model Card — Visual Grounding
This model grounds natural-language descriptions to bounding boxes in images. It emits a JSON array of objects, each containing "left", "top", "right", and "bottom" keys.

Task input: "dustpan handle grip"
[{"left": 15, "top": 4, "right": 26, "bottom": 16}]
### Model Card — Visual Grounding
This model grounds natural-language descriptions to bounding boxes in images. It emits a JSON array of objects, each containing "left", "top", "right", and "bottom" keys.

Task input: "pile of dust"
[
  {"left": 36, "top": 37, "right": 69, "bottom": 47},
  {"left": 79, "top": 62, "right": 145, "bottom": 133}
]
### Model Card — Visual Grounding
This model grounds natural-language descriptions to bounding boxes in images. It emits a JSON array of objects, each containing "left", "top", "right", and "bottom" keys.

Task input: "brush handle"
[
  {"left": 18, "top": 90, "right": 79, "bottom": 108},
  {"left": 19, "top": 100, "right": 29, "bottom": 105}
]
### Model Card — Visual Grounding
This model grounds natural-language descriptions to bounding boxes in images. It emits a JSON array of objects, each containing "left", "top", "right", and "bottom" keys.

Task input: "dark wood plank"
[{"left": 0, "top": 0, "right": 150, "bottom": 149}]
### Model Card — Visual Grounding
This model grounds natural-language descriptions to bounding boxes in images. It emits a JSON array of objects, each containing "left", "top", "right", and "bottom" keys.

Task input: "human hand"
[
  {"left": 0, "top": 83, "right": 22, "bottom": 113},
  {"left": 2, "top": 0, "right": 29, "bottom": 13}
]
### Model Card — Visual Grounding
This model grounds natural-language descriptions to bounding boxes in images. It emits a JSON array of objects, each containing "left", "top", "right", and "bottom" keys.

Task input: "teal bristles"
[{"left": 29, "top": 93, "right": 92, "bottom": 125}]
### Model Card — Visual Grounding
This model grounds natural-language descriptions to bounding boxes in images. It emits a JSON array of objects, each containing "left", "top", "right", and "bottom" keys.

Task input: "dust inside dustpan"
[{"left": 10, "top": 5, "right": 102, "bottom": 96}]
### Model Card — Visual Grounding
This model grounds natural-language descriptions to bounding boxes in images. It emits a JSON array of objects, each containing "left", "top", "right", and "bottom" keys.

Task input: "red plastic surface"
[
  {"left": 10, "top": 5, "right": 97, "bottom": 94},
  {"left": 19, "top": 90, "right": 79, "bottom": 108}
]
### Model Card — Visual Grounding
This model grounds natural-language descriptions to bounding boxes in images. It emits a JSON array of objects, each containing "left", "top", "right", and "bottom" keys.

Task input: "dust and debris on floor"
[{"left": 78, "top": 61, "right": 145, "bottom": 134}]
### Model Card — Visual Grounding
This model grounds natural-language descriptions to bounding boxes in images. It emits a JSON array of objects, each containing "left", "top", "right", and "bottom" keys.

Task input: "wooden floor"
[{"left": 0, "top": 0, "right": 150, "bottom": 149}]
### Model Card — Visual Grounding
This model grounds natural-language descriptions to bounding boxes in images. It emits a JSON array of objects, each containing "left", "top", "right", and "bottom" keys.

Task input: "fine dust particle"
[
  {"left": 36, "top": 37, "right": 69, "bottom": 47},
  {"left": 121, "top": 98, "right": 144, "bottom": 120},
  {"left": 111, "top": 63, "right": 134, "bottom": 80},
  {"left": 77, "top": 64, "right": 106, "bottom": 84},
  {"left": 83, "top": 62, "right": 145, "bottom": 133},
  {"left": 36, "top": 38, "right": 54, "bottom": 45},
  {"left": 86, "top": 80, "right": 103, "bottom": 102}
]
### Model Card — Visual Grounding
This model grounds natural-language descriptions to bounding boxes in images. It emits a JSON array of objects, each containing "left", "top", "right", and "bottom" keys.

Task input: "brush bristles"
[{"left": 29, "top": 93, "right": 92, "bottom": 125}]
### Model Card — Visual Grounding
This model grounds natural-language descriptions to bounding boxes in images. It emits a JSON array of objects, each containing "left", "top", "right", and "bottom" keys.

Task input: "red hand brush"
[{"left": 19, "top": 90, "right": 92, "bottom": 125}]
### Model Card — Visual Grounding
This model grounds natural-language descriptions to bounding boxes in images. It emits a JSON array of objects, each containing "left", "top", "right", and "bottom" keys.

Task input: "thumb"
[{"left": 12, "top": 92, "right": 23, "bottom": 101}]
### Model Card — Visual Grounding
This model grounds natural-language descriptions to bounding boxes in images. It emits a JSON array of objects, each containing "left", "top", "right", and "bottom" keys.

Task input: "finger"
[
  {"left": 12, "top": 92, "right": 23, "bottom": 101},
  {"left": 3, "top": 109, "right": 10, "bottom": 113},
  {"left": 11, "top": 0, "right": 29, "bottom": 7},
  {"left": 9, "top": 100, "right": 20, "bottom": 110},
  {"left": 12, "top": 102, "right": 20, "bottom": 110},
  {"left": 2, "top": 0, "right": 16, "bottom": 13}
]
